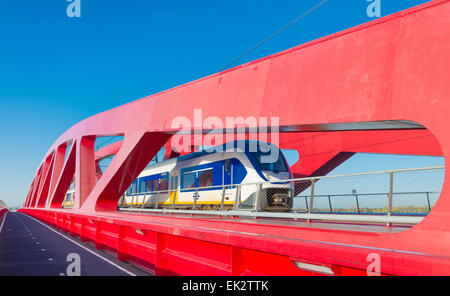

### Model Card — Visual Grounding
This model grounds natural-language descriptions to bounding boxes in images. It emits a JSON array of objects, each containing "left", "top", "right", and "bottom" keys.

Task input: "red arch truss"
[{"left": 20, "top": 0, "right": 450, "bottom": 275}]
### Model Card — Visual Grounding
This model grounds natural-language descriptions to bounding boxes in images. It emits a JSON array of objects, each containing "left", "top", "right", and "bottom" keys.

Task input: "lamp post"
[{"left": 353, "top": 189, "right": 360, "bottom": 214}]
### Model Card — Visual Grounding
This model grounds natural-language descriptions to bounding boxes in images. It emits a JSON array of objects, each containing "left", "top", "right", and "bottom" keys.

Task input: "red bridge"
[{"left": 5, "top": 0, "right": 450, "bottom": 276}]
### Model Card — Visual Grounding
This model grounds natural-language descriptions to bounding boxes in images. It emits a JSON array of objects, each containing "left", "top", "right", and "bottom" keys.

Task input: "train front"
[{"left": 247, "top": 143, "right": 294, "bottom": 212}]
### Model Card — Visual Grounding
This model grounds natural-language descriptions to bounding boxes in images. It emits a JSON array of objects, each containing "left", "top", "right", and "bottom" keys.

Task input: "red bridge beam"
[
  {"left": 160, "top": 129, "right": 441, "bottom": 178},
  {"left": 0, "top": 201, "right": 9, "bottom": 224}
]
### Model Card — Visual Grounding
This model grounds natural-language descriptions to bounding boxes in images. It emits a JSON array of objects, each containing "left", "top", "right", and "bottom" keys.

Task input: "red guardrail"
[
  {"left": 0, "top": 208, "right": 7, "bottom": 220},
  {"left": 20, "top": 208, "right": 392, "bottom": 276}
]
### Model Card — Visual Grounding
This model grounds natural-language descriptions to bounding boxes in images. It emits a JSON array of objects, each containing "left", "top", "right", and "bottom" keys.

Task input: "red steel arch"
[{"left": 20, "top": 0, "right": 450, "bottom": 275}]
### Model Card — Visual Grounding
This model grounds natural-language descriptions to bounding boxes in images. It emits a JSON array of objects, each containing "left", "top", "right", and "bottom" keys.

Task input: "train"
[
  {"left": 63, "top": 140, "right": 294, "bottom": 211},
  {"left": 63, "top": 190, "right": 74, "bottom": 208}
]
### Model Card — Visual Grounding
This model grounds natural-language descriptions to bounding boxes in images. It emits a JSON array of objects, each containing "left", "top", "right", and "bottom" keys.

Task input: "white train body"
[{"left": 120, "top": 141, "right": 294, "bottom": 211}]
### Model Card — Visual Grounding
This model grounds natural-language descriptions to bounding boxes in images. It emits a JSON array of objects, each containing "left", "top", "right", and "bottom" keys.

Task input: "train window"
[
  {"left": 130, "top": 181, "right": 137, "bottom": 194},
  {"left": 140, "top": 180, "right": 147, "bottom": 193},
  {"left": 146, "top": 180, "right": 152, "bottom": 192},
  {"left": 251, "top": 151, "right": 289, "bottom": 172},
  {"left": 225, "top": 159, "right": 230, "bottom": 172},
  {"left": 199, "top": 170, "right": 213, "bottom": 187},
  {"left": 160, "top": 178, "right": 168, "bottom": 191},
  {"left": 182, "top": 172, "right": 196, "bottom": 189},
  {"left": 153, "top": 179, "right": 159, "bottom": 192}
]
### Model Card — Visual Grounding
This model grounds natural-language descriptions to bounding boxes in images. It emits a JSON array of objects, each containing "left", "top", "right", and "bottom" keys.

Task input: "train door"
[
  {"left": 156, "top": 173, "right": 170, "bottom": 206},
  {"left": 178, "top": 170, "right": 197, "bottom": 206},
  {"left": 170, "top": 171, "right": 179, "bottom": 206},
  {"left": 62, "top": 194, "right": 68, "bottom": 208},
  {"left": 223, "top": 159, "right": 235, "bottom": 202}
]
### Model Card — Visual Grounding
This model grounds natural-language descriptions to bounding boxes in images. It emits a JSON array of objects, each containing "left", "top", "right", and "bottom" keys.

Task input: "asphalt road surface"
[{"left": 0, "top": 212, "right": 150, "bottom": 276}]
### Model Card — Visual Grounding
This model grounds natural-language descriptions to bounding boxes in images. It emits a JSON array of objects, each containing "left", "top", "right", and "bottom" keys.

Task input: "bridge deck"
[
  {"left": 0, "top": 212, "right": 149, "bottom": 276},
  {"left": 20, "top": 207, "right": 449, "bottom": 276},
  {"left": 119, "top": 211, "right": 411, "bottom": 233}
]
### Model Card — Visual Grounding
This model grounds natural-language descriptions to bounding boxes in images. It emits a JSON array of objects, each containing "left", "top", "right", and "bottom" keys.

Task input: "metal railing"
[
  {"left": 118, "top": 166, "right": 444, "bottom": 225},
  {"left": 294, "top": 191, "right": 439, "bottom": 215}
]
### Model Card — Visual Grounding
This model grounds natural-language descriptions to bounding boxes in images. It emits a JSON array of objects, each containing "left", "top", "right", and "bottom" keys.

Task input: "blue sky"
[{"left": 0, "top": 0, "right": 441, "bottom": 208}]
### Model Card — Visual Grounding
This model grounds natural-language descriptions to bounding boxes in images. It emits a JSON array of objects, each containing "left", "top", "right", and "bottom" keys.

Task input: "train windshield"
[{"left": 251, "top": 150, "right": 289, "bottom": 173}]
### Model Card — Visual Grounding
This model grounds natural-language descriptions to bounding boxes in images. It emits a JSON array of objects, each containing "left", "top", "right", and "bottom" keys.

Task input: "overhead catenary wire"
[{"left": 219, "top": 0, "right": 329, "bottom": 71}]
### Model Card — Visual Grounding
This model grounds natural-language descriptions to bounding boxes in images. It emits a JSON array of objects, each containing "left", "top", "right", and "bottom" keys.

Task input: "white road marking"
[
  {"left": 16, "top": 214, "right": 31, "bottom": 233},
  {"left": 0, "top": 212, "right": 7, "bottom": 233},
  {"left": 19, "top": 213, "right": 136, "bottom": 276}
]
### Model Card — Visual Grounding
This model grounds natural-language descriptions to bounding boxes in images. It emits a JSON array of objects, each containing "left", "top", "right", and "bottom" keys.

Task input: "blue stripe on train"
[{"left": 180, "top": 158, "right": 248, "bottom": 192}]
